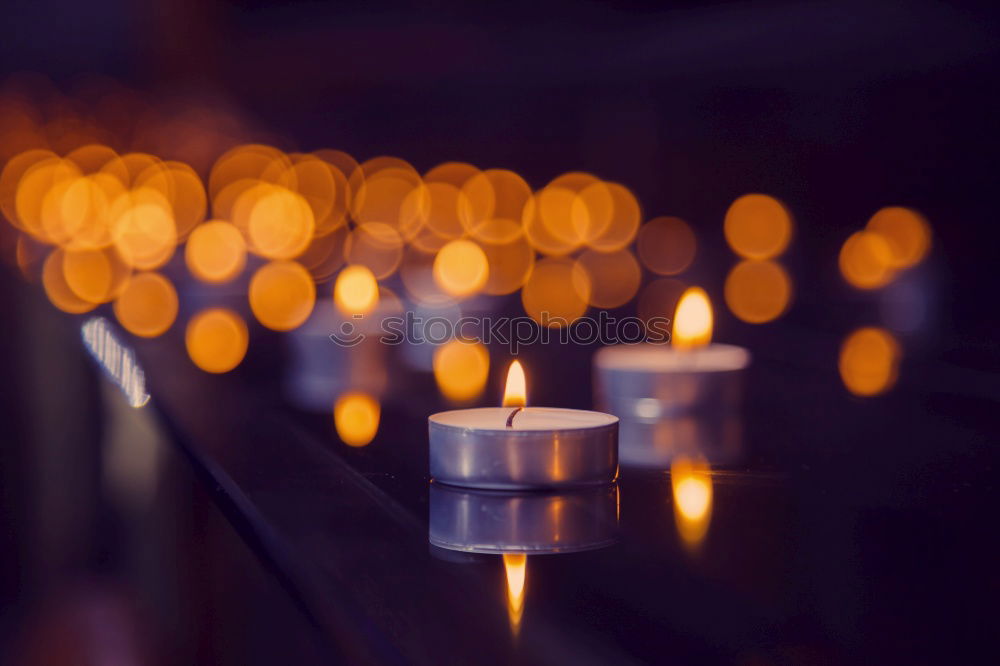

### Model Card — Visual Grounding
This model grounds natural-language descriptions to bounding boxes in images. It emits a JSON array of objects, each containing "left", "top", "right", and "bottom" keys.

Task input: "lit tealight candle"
[
  {"left": 429, "top": 361, "right": 619, "bottom": 489},
  {"left": 594, "top": 287, "right": 750, "bottom": 420}
]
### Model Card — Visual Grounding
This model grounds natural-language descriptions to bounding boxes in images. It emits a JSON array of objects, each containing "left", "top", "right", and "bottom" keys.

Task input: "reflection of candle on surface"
[
  {"left": 334, "top": 391, "right": 380, "bottom": 447},
  {"left": 671, "top": 458, "right": 713, "bottom": 550},
  {"left": 429, "top": 361, "right": 618, "bottom": 489},
  {"left": 503, "top": 553, "right": 526, "bottom": 636},
  {"left": 594, "top": 287, "right": 750, "bottom": 420}
]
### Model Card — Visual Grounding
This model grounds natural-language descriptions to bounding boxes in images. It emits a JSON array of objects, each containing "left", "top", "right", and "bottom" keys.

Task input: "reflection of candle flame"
[
  {"left": 333, "top": 391, "right": 380, "bottom": 447},
  {"left": 671, "top": 458, "right": 713, "bottom": 550},
  {"left": 503, "top": 553, "right": 527, "bottom": 636},
  {"left": 503, "top": 360, "right": 527, "bottom": 407},
  {"left": 673, "top": 287, "right": 713, "bottom": 349}
]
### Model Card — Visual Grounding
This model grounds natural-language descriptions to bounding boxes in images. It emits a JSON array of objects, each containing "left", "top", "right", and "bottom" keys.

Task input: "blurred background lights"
[
  {"left": 432, "top": 239, "right": 488, "bottom": 298},
  {"left": 248, "top": 260, "right": 316, "bottom": 332},
  {"left": 637, "top": 216, "right": 696, "bottom": 276},
  {"left": 185, "top": 307, "right": 249, "bottom": 374},
  {"left": 866, "top": 206, "right": 931, "bottom": 269},
  {"left": 724, "top": 259, "right": 793, "bottom": 324},
  {"left": 112, "top": 271, "right": 178, "bottom": 338},
  {"left": 521, "top": 257, "right": 591, "bottom": 326},
  {"left": 575, "top": 248, "right": 641, "bottom": 309},
  {"left": 185, "top": 220, "right": 247, "bottom": 284},
  {"left": 432, "top": 339, "right": 490, "bottom": 402},
  {"left": 839, "top": 229, "right": 897, "bottom": 290},
  {"left": 724, "top": 193, "right": 793, "bottom": 260},
  {"left": 839, "top": 326, "right": 901, "bottom": 397},
  {"left": 344, "top": 222, "right": 404, "bottom": 279},
  {"left": 334, "top": 264, "right": 379, "bottom": 316},
  {"left": 333, "top": 391, "right": 380, "bottom": 447}
]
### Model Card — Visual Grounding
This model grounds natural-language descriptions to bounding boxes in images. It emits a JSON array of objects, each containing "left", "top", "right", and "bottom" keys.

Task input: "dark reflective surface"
[{"left": 126, "top": 322, "right": 997, "bottom": 665}]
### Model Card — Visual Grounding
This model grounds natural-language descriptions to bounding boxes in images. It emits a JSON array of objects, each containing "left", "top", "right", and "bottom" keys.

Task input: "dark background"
[{"left": 0, "top": 1, "right": 998, "bottom": 664}]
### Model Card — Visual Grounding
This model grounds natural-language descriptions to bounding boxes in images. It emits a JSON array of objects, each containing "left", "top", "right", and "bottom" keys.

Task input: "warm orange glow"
[
  {"left": 110, "top": 193, "right": 177, "bottom": 269},
  {"left": 433, "top": 339, "right": 490, "bottom": 402},
  {"left": 433, "top": 239, "right": 489, "bottom": 298},
  {"left": 41, "top": 249, "right": 97, "bottom": 314},
  {"left": 333, "top": 391, "right": 381, "bottom": 447},
  {"left": 185, "top": 220, "right": 247, "bottom": 284},
  {"left": 521, "top": 257, "right": 591, "bottom": 326},
  {"left": 865, "top": 206, "right": 931, "bottom": 269},
  {"left": 724, "top": 193, "right": 793, "bottom": 260},
  {"left": 503, "top": 553, "right": 527, "bottom": 636},
  {"left": 351, "top": 166, "right": 424, "bottom": 240},
  {"left": 502, "top": 360, "right": 527, "bottom": 407},
  {"left": 587, "top": 182, "right": 641, "bottom": 252},
  {"left": 478, "top": 228, "right": 534, "bottom": 296},
  {"left": 334, "top": 264, "right": 379, "bottom": 316},
  {"left": 248, "top": 260, "right": 316, "bottom": 331},
  {"left": 244, "top": 185, "right": 315, "bottom": 260},
  {"left": 61, "top": 246, "right": 129, "bottom": 304},
  {"left": 185, "top": 307, "right": 249, "bottom": 374},
  {"left": 839, "top": 230, "right": 896, "bottom": 290},
  {"left": 113, "top": 271, "right": 179, "bottom": 338},
  {"left": 344, "top": 222, "right": 404, "bottom": 279},
  {"left": 839, "top": 327, "right": 901, "bottom": 396},
  {"left": 637, "top": 216, "right": 696, "bottom": 275},
  {"left": 672, "top": 287, "right": 713, "bottom": 349},
  {"left": 574, "top": 248, "right": 641, "bottom": 308},
  {"left": 460, "top": 169, "right": 532, "bottom": 236},
  {"left": 724, "top": 259, "right": 792, "bottom": 324},
  {"left": 671, "top": 458, "right": 713, "bottom": 550}
]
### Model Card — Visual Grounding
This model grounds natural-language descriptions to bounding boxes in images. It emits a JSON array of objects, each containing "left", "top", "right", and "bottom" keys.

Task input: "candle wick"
[{"left": 505, "top": 407, "right": 523, "bottom": 428}]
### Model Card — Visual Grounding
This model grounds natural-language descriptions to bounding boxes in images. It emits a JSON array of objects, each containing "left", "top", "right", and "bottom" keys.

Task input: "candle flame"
[
  {"left": 502, "top": 360, "right": 527, "bottom": 407},
  {"left": 672, "top": 287, "right": 713, "bottom": 349},
  {"left": 671, "top": 458, "right": 713, "bottom": 550},
  {"left": 503, "top": 553, "right": 526, "bottom": 636}
]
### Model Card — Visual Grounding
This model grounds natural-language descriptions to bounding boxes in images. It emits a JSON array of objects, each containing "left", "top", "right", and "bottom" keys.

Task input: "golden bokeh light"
[
  {"left": 333, "top": 391, "right": 381, "bottom": 447},
  {"left": 185, "top": 307, "right": 250, "bottom": 374},
  {"left": 865, "top": 206, "right": 931, "bottom": 269},
  {"left": 351, "top": 165, "right": 424, "bottom": 240},
  {"left": 62, "top": 246, "right": 129, "bottom": 304},
  {"left": 839, "top": 229, "right": 896, "bottom": 290},
  {"left": 110, "top": 191, "right": 177, "bottom": 269},
  {"left": 478, "top": 228, "right": 534, "bottom": 296},
  {"left": 521, "top": 257, "right": 591, "bottom": 326},
  {"left": 587, "top": 182, "right": 641, "bottom": 252},
  {"left": 41, "top": 248, "right": 97, "bottom": 314},
  {"left": 637, "top": 216, "right": 696, "bottom": 275},
  {"left": 333, "top": 264, "right": 379, "bottom": 316},
  {"left": 185, "top": 220, "right": 247, "bottom": 284},
  {"left": 113, "top": 271, "right": 178, "bottom": 338},
  {"left": 673, "top": 287, "right": 713, "bottom": 349},
  {"left": 433, "top": 339, "right": 490, "bottom": 402},
  {"left": 724, "top": 259, "right": 793, "bottom": 324},
  {"left": 208, "top": 144, "right": 290, "bottom": 200},
  {"left": 344, "top": 221, "right": 404, "bottom": 279},
  {"left": 839, "top": 326, "right": 901, "bottom": 397},
  {"left": 503, "top": 554, "right": 527, "bottom": 636},
  {"left": 724, "top": 193, "right": 792, "bottom": 260},
  {"left": 433, "top": 239, "right": 489, "bottom": 298},
  {"left": 424, "top": 161, "right": 479, "bottom": 188},
  {"left": 136, "top": 161, "right": 207, "bottom": 241},
  {"left": 460, "top": 169, "right": 532, "bottom": 236},
  {"left": 503, "top": 360, "right": 527, "bottom": 407},
  {"left": 244, "top": 185, "right": 315, "bottom": 260},
  {"left": 671, "top": 458, "right": 713, "bottom": 550},
  {"left": 248, "top": 260, "right": 316, "bottom": 331},
  {"left": 575, "top": 248, "right": 641, "bottom": 308}
]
